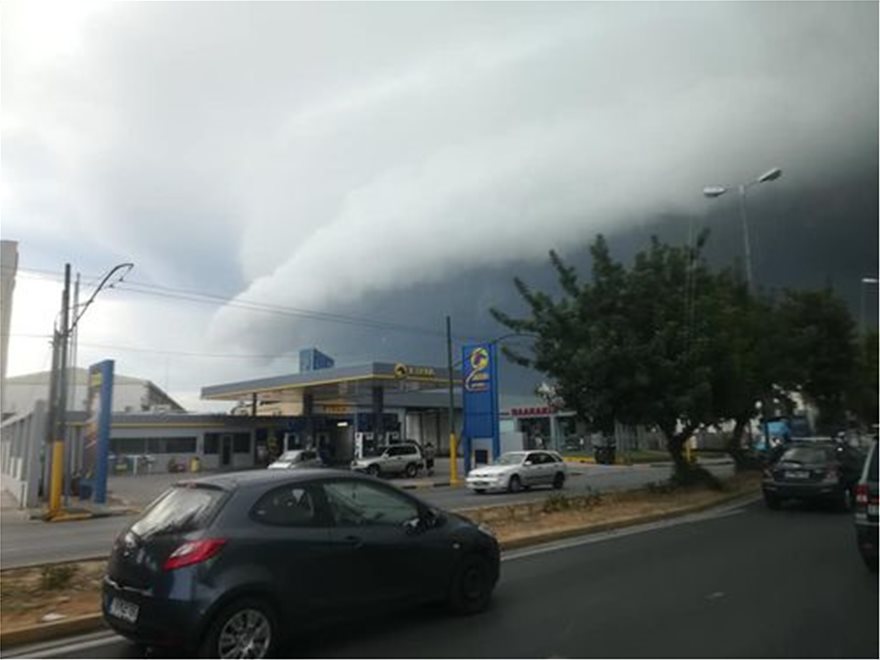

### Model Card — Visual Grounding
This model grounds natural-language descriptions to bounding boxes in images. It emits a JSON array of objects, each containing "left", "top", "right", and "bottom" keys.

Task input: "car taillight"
[
  {"left": 163, "top": 539, "right": 226, "bottom": 571},
  {"left": 855, "top": 484, "right": 869, "bottom": 509}
]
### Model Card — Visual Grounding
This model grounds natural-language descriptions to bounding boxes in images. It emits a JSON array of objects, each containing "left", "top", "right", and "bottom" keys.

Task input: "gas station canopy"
[{"left": 201, "top": 362, "right": 461, "bottom": 413}]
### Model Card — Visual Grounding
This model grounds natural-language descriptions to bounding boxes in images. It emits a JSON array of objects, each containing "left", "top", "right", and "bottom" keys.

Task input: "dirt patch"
[{"left": 0, "top": 560, "right": 105, "bottom": 632}]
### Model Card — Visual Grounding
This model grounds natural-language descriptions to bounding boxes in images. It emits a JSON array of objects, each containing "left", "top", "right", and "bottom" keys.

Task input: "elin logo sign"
[
  {"left": 393, "top": 363, "right": 437, "bottom": 379},
  {"left": 464, "top": 346, "right": 490, "bottom": 392}
]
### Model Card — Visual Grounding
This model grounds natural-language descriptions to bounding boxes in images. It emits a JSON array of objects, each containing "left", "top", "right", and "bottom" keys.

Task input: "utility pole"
[
  {"left": 64, "top": 273, "right": 80, "bottom": 506},
  {"left": 43, "top": 325, "right": 61, "bottom": 501},
  {"left": 48, "top": 264, "right": 71, "bottom": 517},
  {"left": 446, "top": 316, "right": 458, "bottom": 485}
]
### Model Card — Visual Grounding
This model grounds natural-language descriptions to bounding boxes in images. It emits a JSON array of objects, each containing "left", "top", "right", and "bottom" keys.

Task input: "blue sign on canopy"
[{"left": 461, "top": 342, "right": 500, "bottom": 473}]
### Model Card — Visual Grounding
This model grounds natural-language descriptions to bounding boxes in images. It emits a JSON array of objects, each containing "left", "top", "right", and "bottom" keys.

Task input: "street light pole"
[
  {"left": 860, "top": 277, "right": 879, "bottom": 335},
  {"left": 45, "top": 261, "right": 133, "bottom": 519},
  {"left": 737, "top": 184, "right": 754, "bottom": 292},
  {"left": 704, "top": 167, "right": 782, "bottom": 293}
]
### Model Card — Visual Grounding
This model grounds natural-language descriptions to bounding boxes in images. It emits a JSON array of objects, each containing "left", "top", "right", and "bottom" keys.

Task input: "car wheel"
[
  {"left": 447, "top": 554, "right": 494, "bottom": 615},
  {"left": 367, "top": 464, "right": 381, "bottom": 478},
  {"left": 764, "top": 492, "right": 781, "bottom": 510},
  {"left": 405, "top": 462, "right": 418, "bottom": 478},
  {"left": 199, "top": 597, "right": 277, "bottom": 659},
  {"left": 507, "top": 475, "right": 522, "bottom": 493},
  {"left": 553, "top": 473, "right": 565, "bottom": 490}
]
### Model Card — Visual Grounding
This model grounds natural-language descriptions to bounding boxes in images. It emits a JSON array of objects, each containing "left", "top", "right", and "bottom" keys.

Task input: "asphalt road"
[
  {"left": 7, "top": 498, "right": 877, "bottom": 659},
  {"left": 0, "top": 462, "right": 733, "bottom": 568}
]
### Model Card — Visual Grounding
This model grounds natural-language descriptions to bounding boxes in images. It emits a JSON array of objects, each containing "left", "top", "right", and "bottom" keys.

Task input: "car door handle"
[{"left": 343, "top": 535, "right": 364, "bottom": 549}]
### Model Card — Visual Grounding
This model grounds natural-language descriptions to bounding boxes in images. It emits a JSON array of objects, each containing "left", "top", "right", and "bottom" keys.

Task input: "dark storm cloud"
[{"left": 3, "top": 1, "right": 876, "bottom": 400}]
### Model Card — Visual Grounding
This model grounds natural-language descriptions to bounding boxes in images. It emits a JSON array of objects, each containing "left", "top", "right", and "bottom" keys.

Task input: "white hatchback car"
[
  {"left": 466, "top": 450, "right": 568, "bottom": 493},
  {"left": 268, "top": 449, "right": 323, "bottom": 470}
]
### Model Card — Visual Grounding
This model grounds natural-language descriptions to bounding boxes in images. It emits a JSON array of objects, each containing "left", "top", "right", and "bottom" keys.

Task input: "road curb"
[
  {"left": 497, "top": 488, "right": 760, "bottom": 551},
  {"left": 0, "top": 614, "right": 106, "bottom": 650},
  {"left": 400, "top": 480, "right": 452, "bottom": 490}
]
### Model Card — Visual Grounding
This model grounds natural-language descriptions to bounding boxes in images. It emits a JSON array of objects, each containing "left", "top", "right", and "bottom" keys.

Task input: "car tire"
[
  {"left": 447, "top": 554, "right": 494, "bottom": 615},
  {"left": 405, "top": 463, "right": 418, "bottom": 478},
  {"left": 507, "top": 475, "right": 522, "bottom": 493},
  {"left": 367, "top": 464, "right": 381, "bottom": 478},
  {"left": 199, "top": 597, "right": 277, "bottom": 659},
  {"left": 553, "top": 473, "right": 565, "bottom": 490},
  {"left": 764, "top": 492, "right": 781, "bottom": 510}
]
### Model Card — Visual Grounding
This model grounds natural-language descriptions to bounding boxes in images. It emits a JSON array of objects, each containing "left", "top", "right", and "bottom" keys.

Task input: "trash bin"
[
  {"left": 594, "top": 445, "right": 617, "bottom": 465},
  {"left": 190, "top": 456, "right": 201, "bottom": 473}
]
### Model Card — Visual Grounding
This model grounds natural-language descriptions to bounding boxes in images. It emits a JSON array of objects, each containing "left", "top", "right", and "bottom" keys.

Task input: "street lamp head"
[
  {"left": 757, "top": 167, "right": 782, "bottom": 183},
  {"left": 702, "top": 186, "right": 727, "bottom": 198}
]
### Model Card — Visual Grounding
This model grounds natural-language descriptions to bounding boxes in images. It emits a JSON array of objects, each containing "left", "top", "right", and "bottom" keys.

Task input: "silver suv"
[{"left": 351, "top": 443, "right": 424, "bottom": 478}]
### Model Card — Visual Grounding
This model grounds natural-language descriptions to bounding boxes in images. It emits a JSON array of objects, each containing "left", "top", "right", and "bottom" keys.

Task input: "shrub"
[{"left": 41, "top": 564, "right": 76, "bottom": 591}]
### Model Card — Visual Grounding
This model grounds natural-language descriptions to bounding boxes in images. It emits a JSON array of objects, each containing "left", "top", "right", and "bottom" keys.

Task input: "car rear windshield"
[
  {"left": 780, "top": 446, "right": 832, "bottom": 464},
  {"left": 131, "top": 485, "right": 226, "bottom": 538}
]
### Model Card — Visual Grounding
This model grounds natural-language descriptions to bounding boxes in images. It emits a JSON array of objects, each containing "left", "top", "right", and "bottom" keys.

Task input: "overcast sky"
[{"left": 2, "top": 1, "right": 877, "bottom": 411}]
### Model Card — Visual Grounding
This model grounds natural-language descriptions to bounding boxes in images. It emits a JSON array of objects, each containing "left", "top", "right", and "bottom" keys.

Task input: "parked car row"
[{"left": 268, "top": 444, "right": 430, "bottom": 479}]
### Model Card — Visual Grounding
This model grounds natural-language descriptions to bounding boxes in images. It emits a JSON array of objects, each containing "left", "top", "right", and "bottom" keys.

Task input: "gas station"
[{"left": 200, "top": 351, "right": 464, "bottom": 466}]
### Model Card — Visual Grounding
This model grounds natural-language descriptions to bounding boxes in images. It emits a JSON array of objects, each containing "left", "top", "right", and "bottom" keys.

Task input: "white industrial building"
[{"left": 2, "top": 368, "right": 185, "bottom": 419}]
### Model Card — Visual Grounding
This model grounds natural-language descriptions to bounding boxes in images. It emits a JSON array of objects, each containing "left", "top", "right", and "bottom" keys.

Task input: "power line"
[{"left": 13, "top": 266, "right": 484, "bottom": 341}]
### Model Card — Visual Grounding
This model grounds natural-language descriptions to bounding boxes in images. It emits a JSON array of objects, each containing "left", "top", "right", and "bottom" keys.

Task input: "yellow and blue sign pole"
[{"left": 461, "top": 342, "right": 500, "bottom": 475}]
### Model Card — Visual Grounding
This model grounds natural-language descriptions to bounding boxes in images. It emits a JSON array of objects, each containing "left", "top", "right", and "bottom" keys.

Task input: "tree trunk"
[
  {"left": 662, "top": 422, "right": 721, "bottom": 488},
  {"left": 726, "top": 416, "right": 751, "bottom": 471},
  {"left": 662, "top": 423, "right": 694, "bottom": 476}
]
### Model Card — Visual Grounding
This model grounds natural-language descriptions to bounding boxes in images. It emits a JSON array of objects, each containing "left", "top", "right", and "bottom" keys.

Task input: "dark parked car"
[
  {"left": 102, "top": 470, "right": 499, "bottom": 658},
  {"left": 762, "top": 441, "right": 863, "bottom": 510},
  {"left": 854, "top": 441, "right": 878, "bottom": 571}
]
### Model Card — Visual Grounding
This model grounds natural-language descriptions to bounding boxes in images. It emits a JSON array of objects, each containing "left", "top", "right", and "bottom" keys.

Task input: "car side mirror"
[{"left": 403, "top": 516, "right": 425, "bottom": 535}]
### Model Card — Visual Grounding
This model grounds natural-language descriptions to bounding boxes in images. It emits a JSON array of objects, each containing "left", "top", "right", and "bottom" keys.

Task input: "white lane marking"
[
  {"left": 501, "top": 497, "right": 757, "bottom": 562},
  {"left": 2, "top": 631, "right": 124, "bottom": 659}
]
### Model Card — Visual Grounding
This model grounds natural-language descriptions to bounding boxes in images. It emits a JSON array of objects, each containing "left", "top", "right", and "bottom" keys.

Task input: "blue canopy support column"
[{"left": 372, "top": 386, "right": 385, "bottom": 444}]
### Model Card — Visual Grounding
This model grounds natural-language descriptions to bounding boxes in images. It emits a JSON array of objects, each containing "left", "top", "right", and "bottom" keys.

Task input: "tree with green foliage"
[
  {"left": 849, "top": 330, "right": 879, "bottom": 428},
  {"left": 492, "top": 233, "right": 731, "bottom": 484},
  {"left": 776, "top": 289, "right": 859, "bottom": 433}
]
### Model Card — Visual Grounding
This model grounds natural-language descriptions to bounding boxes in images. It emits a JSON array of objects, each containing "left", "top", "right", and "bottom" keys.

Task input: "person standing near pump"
[{"left": 424, "top": 441, "right": 436, "bottom": 476}]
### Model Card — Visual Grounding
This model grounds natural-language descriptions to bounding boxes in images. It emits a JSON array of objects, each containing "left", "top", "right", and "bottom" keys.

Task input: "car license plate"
[
  {"left": 109, "top": 597, "right": 139, "bottom": 623},
  {"left": 785, "top": 470, "right": 809, "bottom": 479},
  {"left": 869, "top": 504, "right": 879, "bottom": 516}
]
